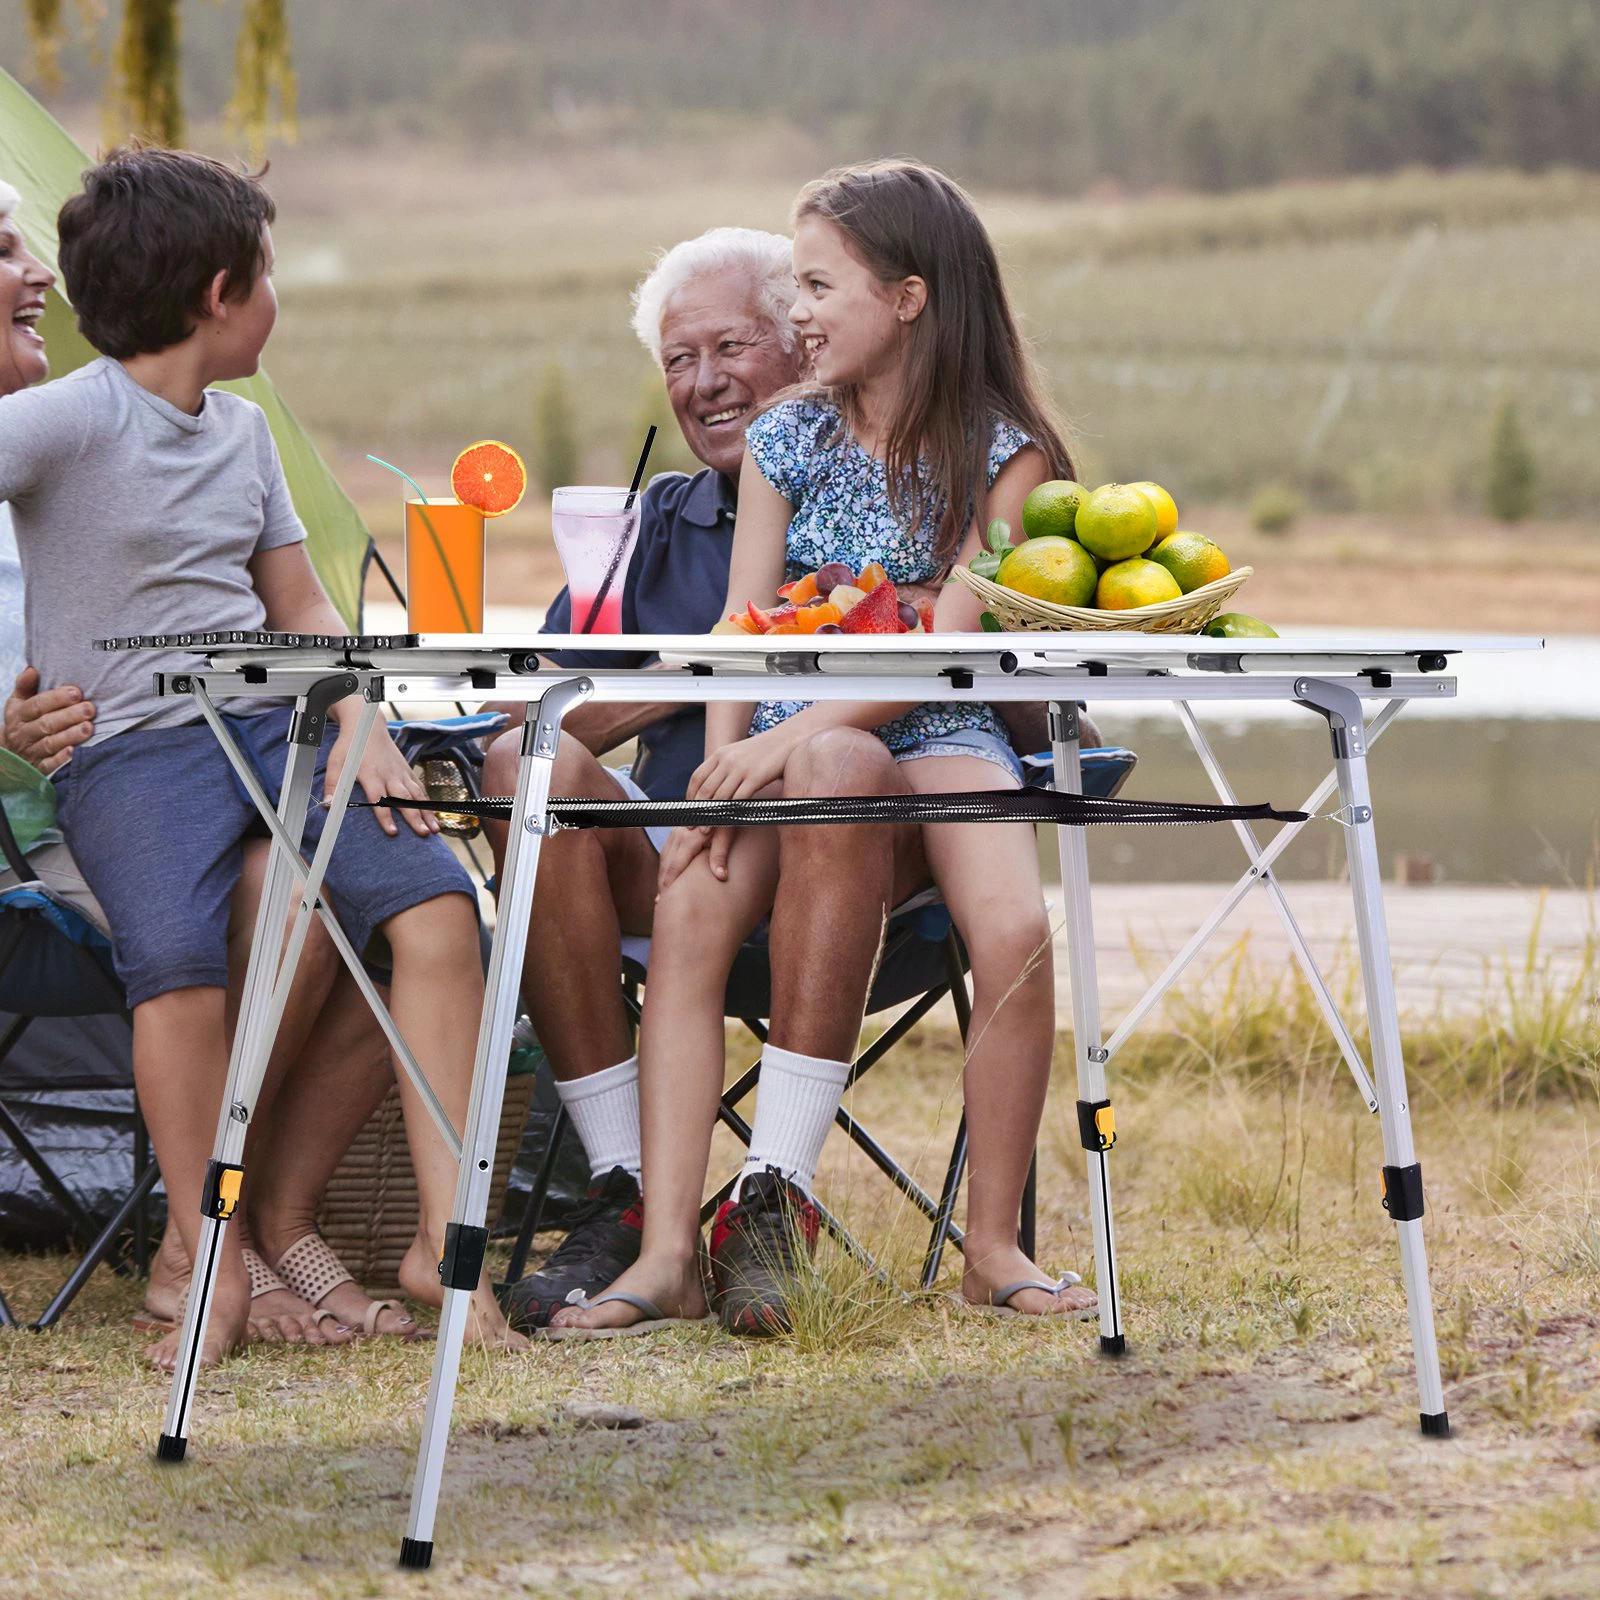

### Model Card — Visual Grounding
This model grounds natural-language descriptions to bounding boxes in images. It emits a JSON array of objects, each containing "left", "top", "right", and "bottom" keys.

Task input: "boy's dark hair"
[{"left": 57, "top": 145, "right": 275, "bottom": 360}]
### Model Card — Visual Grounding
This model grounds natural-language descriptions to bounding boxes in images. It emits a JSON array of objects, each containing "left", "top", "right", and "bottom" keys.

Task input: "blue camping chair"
[{"left": 505, "top": 739, "right": 1139, "bottom": 1291}]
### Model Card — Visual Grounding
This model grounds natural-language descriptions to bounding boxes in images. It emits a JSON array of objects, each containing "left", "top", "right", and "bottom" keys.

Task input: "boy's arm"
[
  {"left": 248, "top": 540, "right": 437, "bottom": 838},
  {"left": 0, "top": 387, "right": 84, "bottom": 505}
]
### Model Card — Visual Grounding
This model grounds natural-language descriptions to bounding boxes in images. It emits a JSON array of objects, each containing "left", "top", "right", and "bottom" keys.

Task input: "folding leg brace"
[
  {"left": 1295, "top": 678, "right": 1448, "bottom": 1437},
  {"left": 1050, "top": 701, "right": 1124, "bottom": 1356},
  {"left": 400, "top": 676, "right": 593, "bottom": 1570},
  {"left": 158, "top": 674, "right": 370, "bottom": 1460}
]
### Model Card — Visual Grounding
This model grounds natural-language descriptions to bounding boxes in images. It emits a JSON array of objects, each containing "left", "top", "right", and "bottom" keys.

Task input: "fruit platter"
[
  {"left": 714, "top": 561, "right": 936, "bottom": 636},
  {"left": 953, "top": 478, "right": 1271, "bottom": 638}
]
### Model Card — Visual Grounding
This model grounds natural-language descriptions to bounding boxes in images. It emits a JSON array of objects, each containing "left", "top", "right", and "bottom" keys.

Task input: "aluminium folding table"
[{"left": 90, "top": 627, "right": 1541, "bottom": 1569}]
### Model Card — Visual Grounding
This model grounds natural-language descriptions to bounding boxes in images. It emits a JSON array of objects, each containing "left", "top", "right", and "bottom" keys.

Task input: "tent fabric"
[{"left": 0, "top": 66, "right": 371, "bottom": 628}]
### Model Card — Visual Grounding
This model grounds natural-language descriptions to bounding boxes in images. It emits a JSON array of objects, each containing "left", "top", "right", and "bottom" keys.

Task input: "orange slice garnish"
[{"left": 450, "top": 440, "right": 528, "bottom": 517}]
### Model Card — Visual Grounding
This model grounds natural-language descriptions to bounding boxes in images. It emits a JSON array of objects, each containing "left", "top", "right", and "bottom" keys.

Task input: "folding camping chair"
[
  {"left": 0, "top": 749, "right": 158, "bottom": 1330},
  {"left": 505, "top": 740, "right": 1139, "bottom": 1290}
]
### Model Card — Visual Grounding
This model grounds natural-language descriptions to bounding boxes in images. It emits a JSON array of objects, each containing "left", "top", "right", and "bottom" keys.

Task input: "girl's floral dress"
[{"left": 744, "top": 395, "right": 1031, "bottom": 751}]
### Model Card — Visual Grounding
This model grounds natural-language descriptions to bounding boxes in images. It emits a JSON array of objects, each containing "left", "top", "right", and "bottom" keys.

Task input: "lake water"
[{"left": 372, "top": 606, "right": 1599, "bottom": 887}]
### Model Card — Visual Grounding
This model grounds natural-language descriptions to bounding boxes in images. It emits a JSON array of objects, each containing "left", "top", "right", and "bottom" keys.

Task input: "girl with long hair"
[{"left": 553, "top": 159, "right": 1098, "bottom": 1335}]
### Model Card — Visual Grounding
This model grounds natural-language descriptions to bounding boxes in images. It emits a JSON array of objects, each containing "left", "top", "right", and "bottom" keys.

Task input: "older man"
[{"left": 489, "top": 227, "right": 943, "bottom": 1330}]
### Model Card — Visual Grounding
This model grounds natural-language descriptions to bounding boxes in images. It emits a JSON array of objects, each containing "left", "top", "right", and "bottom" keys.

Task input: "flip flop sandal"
[
  {"left": 131, "top": 1247, "right": 296, "bottom": 1334},
  {"left": 949, "top": 1272, "right": 1100, "bottom": 1322},
  {"left": 274, "top": 1231, "right": 423, "bottom": 1342},
  {"left": 534, "top": 1288, "right": 713, "bottom": 1341}
]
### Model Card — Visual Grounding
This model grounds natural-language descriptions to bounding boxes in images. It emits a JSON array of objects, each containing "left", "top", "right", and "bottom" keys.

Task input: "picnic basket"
[
  {"left": 952, "top": 564, "right": 1252, "bottom": 634},
  {"left": 317, "top": 1069, "right": 536, "bottom": 1294}
]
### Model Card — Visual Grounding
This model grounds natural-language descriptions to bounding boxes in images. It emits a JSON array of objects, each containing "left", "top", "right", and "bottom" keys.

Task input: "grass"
[{"left": 2, "top": 915, "right": 1597, "bottom": 1598}]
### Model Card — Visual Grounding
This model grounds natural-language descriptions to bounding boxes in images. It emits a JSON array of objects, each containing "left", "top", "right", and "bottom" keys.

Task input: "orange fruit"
[
  {"left": 1125, "top": 481, "right": 1179, "bottom": 540},
  {"left": 858, "top": 562, "right": 889, "bottom": 592},
  {"left": 1094, "top": 559, "right": 1182, "bottom": 610},
  {"left": 996, "top": 536, "right": 1099, "bottom": 607},
  {"left": 451, "top": 440, "right": 527, "bottom": 517},
  {"left": 1148, "top": 531, "right": 1230, "bottom": 593}
]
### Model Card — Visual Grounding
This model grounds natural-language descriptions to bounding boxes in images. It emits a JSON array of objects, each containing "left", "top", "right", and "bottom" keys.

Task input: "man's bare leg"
[
  {"left": 480, "top": 730, "right": 657, "bottom": 1076},
  {"left": 550, "top": 823, "right": 781, "bottom": 1331},
  {"left": 384, "top": 891, "right": 525, "bottom": 1348},
  {"left": 766, "top": 728, "right": 928, "bottom": 1061}
]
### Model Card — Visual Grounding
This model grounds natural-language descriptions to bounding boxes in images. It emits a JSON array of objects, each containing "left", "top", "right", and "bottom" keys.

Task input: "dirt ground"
[{"left": 4, "top": 1016, "right": 1599, "bottom": 1599}]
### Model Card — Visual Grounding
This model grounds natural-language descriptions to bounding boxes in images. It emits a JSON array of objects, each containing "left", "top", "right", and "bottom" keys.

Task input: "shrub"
[
  {"left": 1487, "top": 399, "right": 1536, "bottom": 522},
  {"left": 1249, "top": 482, "right": 1304, "bottom": 535}
]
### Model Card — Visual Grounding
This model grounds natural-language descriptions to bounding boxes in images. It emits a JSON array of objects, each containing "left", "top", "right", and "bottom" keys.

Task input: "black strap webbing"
[{"left": 369, "top": 790, "right": 1308, "bottom": 830}]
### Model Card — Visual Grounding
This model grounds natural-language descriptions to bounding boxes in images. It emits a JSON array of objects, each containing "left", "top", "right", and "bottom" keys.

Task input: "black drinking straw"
[{"left": 578, "top": 425, "right": 656, "bottom": 634}]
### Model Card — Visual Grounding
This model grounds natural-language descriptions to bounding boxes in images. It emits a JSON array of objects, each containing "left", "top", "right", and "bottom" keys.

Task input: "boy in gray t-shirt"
[{"left": 0, "top": 147, "right": 520, "bottom": 1365}]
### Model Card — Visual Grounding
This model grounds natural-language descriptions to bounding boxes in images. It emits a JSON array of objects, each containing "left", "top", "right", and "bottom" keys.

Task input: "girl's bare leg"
[
  {"left": 551, "top": 823, "right": 781, "bottom": 1330},
  {"left": 902, "top": 756, "right": 1096, "bottom": 1318}
]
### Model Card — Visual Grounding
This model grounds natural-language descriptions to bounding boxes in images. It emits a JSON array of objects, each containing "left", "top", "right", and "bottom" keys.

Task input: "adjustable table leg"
[
  {"left": 1296, "top": 679, "right": 1448, "bottom": 1437},
  {"left": 400, "top": 678, "right": 592, "bottom": 1570},
  {"left": 1050, "top": 702, "right": 1124, "bottom": 1355}
]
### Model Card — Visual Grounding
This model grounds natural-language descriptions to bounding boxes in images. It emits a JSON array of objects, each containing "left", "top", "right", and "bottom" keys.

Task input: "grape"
[
  {"left": 815, "top": 623, "right": 843, "bottom": 634},
  {"left": 814, "top": 562, "right": 855, "bottom": 597},
  {"left": 896, "top": 601, "right": 918, "bottom": 629}
]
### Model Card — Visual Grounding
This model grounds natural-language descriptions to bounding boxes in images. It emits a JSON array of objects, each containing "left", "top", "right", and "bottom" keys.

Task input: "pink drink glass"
[{"left": 550, "top": 486, "right": 642, "bottom": 634}]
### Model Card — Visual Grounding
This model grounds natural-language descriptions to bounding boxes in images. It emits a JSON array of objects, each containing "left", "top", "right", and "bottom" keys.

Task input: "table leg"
[
  {"left": 400, "top": 677, "right": 592, "bottom": 1570},
  {"left": 1296, "top": 679, "right": 1449, "bottom": 1436},
  {"left": 159, "top": 680, "right": 370, "bottom": 1460},
  {"left": 1050, "top": 702, "right": 1124, "bottom": 1355}
]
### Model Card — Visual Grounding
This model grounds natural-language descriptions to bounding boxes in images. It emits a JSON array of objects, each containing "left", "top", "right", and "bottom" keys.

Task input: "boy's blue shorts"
[{"left": 51, "top": 707, "right": 476, "bottom": 1009}]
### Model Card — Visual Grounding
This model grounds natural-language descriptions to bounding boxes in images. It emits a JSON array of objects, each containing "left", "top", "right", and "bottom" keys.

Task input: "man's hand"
[
  {"left": 4, "top": 668, "right": 95, "bottom": 774},
  {"left": 325, "top": 720, "right": 438, "bottom": 838}
]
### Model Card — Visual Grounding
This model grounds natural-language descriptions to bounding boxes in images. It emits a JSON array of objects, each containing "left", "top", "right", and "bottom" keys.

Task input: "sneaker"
[
  {"left": 497, "top": 1166, "right": 643, "bottom": 1331},
  {"left": 708, "top": 1166, "right": 820, "bottom": 1336}
]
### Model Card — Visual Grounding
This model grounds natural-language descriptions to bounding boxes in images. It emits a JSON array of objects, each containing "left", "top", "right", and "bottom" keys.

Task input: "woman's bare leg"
[
  {"left": 383, "top": 892, "right": 525, "bottom": 1349},
  {"left": 901, "top": 756, "right": 1095, "bottom": 1318},
  {"left": 551, "top": 822, "right": 781, "bottom": 1330}
]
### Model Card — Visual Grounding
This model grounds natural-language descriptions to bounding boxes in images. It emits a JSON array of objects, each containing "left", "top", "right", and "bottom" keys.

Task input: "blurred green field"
[{"left": 257, "top": 148, "right": 1600, "bottom": 518}]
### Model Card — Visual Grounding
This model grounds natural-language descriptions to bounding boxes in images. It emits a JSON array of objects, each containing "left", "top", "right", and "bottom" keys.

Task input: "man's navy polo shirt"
[{"left": 540, "top": 467, "right": 735, "bottom": 801}]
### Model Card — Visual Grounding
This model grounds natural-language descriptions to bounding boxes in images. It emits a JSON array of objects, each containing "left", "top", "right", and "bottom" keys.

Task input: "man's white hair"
[
  {"left": 631, "top": 226, "right": 796, "bottom": 365},
  {"left": 0, "top": 181, "right": 20, "bottom": 223}
]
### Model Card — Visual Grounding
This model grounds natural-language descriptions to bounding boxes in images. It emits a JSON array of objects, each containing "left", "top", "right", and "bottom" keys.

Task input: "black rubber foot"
[
  {"left": 155, "top": 1433, "right": 187, "bottom": 1463},
  {"left": 1099, "top": 1333, "right": 1127, "bottom": 1357},
  {"left": 1420, "top": 1410, "right": 1451, "bottom": 1438},
  {"left": 398, "top": 1538, "right": 434, "bottom": 1570}
]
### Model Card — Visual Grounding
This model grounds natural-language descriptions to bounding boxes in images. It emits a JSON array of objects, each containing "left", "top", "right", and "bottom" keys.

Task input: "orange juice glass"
[{"left": 404, "top": 497, "right": 484, "bottom": 633}]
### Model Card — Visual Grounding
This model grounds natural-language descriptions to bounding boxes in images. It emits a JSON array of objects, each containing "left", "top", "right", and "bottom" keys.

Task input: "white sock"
[
  {"left": 554, "top": 1055, "right": 642, "bottom": 1181},
  {"left": 739, "top": 1044, "right": 852, "bottom": 1196}
]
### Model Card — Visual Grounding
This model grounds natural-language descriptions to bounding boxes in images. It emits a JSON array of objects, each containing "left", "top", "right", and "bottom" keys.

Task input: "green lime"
[
  {"left": 1203, "top": 612, "right": 1278, "bottom": 638},
  {"left": 1020, "top": 480, "right": 1088, "bottom": 540},
  {"left": 996, "top": 536, "right": 1099, "bottom": 607}
]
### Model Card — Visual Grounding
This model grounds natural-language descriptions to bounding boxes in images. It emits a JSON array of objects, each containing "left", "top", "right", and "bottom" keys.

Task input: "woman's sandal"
[
  {"left": 950, "top": 1272, "right": 1100, "bottom": 1322},
  {"left": 130, "top": 1248, "right": 345, "bottom": 1339},
  {"left": 535, "top": 1288, "right": 713, "bottom": 1341},
  {"left": 273, "top": 1231, "right": 428, "bottom": 1341}
]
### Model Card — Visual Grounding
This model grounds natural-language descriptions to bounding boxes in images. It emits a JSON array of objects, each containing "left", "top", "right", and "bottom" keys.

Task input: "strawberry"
[{"left": 838, "top": 579, "right": 901, "bottom": 634}]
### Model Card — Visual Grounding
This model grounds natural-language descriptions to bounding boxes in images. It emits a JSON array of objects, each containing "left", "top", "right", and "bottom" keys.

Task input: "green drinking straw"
[{"left": 366, "top": 453, "right": 475, "bottom": 632}]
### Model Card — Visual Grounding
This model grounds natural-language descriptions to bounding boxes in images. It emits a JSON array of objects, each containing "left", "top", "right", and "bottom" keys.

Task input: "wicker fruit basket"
[
  {"left": 953, "top": 564, "right": 1252, "bottom": 634},
  {"left": 316, "top": 1070, "right": 536, "bottom": 1294}
]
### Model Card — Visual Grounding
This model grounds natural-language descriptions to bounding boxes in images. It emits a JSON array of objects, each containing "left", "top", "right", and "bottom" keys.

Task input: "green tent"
[{"left": 0, "top": 67, "right": 372, "bottom": 628}]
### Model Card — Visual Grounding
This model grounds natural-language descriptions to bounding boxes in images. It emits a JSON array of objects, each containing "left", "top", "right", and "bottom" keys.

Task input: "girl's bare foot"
[
  {"left": 961, "top": 1240, "right": 1098, "bottom": 1319},
  {"left": 548, "top": 1250, "right": 708, "bottom": 1333},
  {"left": 253, "top": 1211, "right": 423, "bottom": 1342},
  {"left": 145, "top": 1253, "right": 252, "bottom": 1372},
  {"left": 397, "top": 1233, "right": 527, "bottom": 1351}
]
